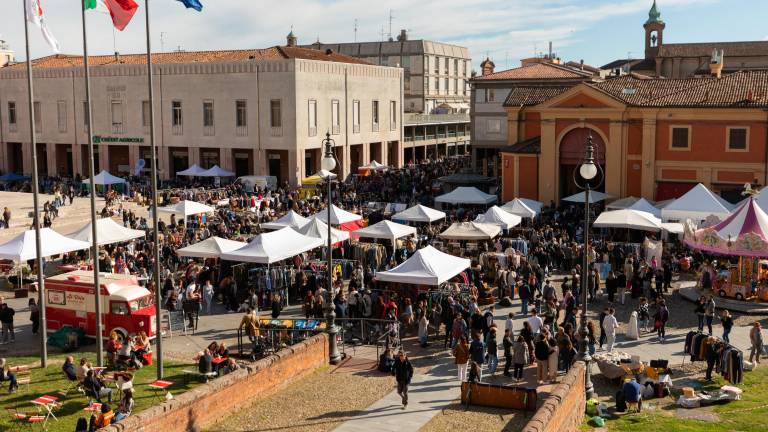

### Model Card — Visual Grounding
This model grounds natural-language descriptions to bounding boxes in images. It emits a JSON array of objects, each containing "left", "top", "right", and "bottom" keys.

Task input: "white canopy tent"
[
  {"left": 392, "top": 204, "right": 446, "bottom": 223},
  {"left": 198, "top": 165, "right": 236, "bottom": 177},
  {"left": 435, "top": 187, "right": 497, "bottom": 205},
  {"left": 0, "top": 228, "right": 91, "bottom": 262},
  {"left": 475, "top": 206, "right": 523, "bottom": 229},
  {"left": 516, "top": 198, "right": 543, "bottom": 214},
  {"left": 315, "top": 204, "right": 363, "bottom": 225},
  {"left": 297, "top": 217, "right": 350, "bottom": 244},
  {"left": 439, "top": 222, "right": 501, "bottom": 240},
  {"left": 562, "top": 191, "right": 613, "bottom": 203},
  {"left": 221, "top": 227, "right": 324, "bottom": 264},
  {"left": 661, "top": 222, "right": 684, "bottom": 235},
  {"left": 352, "top": 220, "right": 417, "bottom": 243},
  {"left": 606, "top": 196, "right": 640, "bottom": 210},
  {"left": 81, "top": 170, "right": 126, "bottom": 185},
  {"left": 358, "top": 160, "right": 387, "bottom": 171},
  {"left": 375, "top": 246, "right": 471, "bottom": 286},
  {"left": 261, "top": 210, "right": 310, "bottom": 230},
  {"left": 177, "top": 164, "right": 208, "bottom": 176},
  {"left": 660, "top": 183, "right": 732, "bottom": 223},
  {"left": 176, "top": 236, "right": 247, "bottom": 259},
  {"left": 592, "top": 209, "right": 662, "bottom": 231},
  {"left": 157, "top": 200, "right": 215, "bottom": 218},
  {"left": 627, "top": 198, "right": 661, "bottom": 218},
  {"left": 500, "top": 199, "right": 538, "bottom": 218},
  {"left": 68, "top": 218, "right": 145, "bottom": 245}
]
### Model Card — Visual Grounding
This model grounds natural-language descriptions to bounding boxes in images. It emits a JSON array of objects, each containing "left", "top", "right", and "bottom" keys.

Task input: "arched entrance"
[{"left": 559, "top": 127, "right": 606, "bottom": 199}]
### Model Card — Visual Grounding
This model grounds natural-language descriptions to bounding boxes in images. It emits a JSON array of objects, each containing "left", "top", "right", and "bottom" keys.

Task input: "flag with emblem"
[
  {"left": 176, "top": 0, "right": 203, "bottom": 11},
  {"left": 86, "top": 0, "right": 139, "bottom": 31},
  {"left": 26, "top": 0, "right": 60, "bottom": 53}
]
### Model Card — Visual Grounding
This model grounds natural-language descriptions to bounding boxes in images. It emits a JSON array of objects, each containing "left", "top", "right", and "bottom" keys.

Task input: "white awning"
[
  {"left": 435, "top": 187, "right": 497, "bottom": 205},
  {"left": 261, "top": 210, "right": 311, "bottom": 230},
  {"left": 177, "top": 164, "right": 208, "bottom": 176},
  {"left": 176, "top": 236, "right": 247, "bottom": 259},
  {"left": 352, "top": 220, "right": 417, "bottom": 243},
  {"left": 81, "top": 170, "right": 126, "bottom": 185},
  {"left": 157, "top": 200, "right": 215, "bottom": 218},
  {"left": 500, "top": 199, "right": 538, "bottom": 218},
  {"left": 67, "top": 218, "right": 145, "bottom": 245},
  {"left": 315, "top": 204, "right": 363, "bottom": 225},
  {"left": 0, "top": 228, "right": 91, "bottom": 262},
  {"left": 439, "top": 222, "right": 501, "bottom": 240},
  {"left": 297, "top": 217, "right": 350, "bottom": 244},
  {"left": 475, "top": 206, "right": 522, "bottom": 229},
  {"left": 392, "top": 204, "right": 446, "bottom": 223},
  {"left": 220, "top": 227, "right": 324, "bottom": 264},
  {"left": 661, "top": 183, "right": 732, "bottom": 222},
  {"left": 593, "top": 209, "right": 662, "bottom": 231},
  {"left": 375, "top": 246, "right": 470, "bottom": 286}
]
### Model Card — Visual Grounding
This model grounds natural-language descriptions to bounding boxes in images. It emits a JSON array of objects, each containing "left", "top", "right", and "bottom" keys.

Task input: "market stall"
[
  {"left": 297, "top": 216, "right": 351, "bottom": 244},
  {"left": 315, "top": 204, "right": 363, "bottom": 225},
  {"left": 500, "top": 198, "right": 539, "bottom": 219},
  {"left": 475, "top": 206, "right": 523, "bottom": 229},
  {"left": 375, "top": 246, "right": 470, "bottom": 286},
  {"left": 261, "top": 210, "right": 311, "bottom": 230},
  {"left": 352, "top": 220, "right": 417, "bottom": 244},
  {"left": 662, "top": 183, "right": 733, "bottom": 223},
  {"left": 439, "top": 222, "right": 501, "bottom": 241},
  {"left": 176, "top": 164, "right": 208, "bottom": 176},
  {"left": 392, "top": 204, "right": 446, "bottom": 223},
  {"left": 198, "top": 165, "right": 236, "bottom": 177},
  {"left": 592, "top": 209, "right": 662, "bottom": 231},
  {"left": 156, "top": 200, "right": 215, "bottom": 218},
  {"left": 67, "top": 218, "right": 146, "bottom": 245},
  {"left": 435, "top": 186, "right": 497, "bottom": 206},
  {"left": 176, "top": 236, "right": 247, "bottom": 259}
]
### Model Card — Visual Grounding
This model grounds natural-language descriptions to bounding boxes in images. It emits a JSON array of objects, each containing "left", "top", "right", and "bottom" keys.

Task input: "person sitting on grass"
[
  {"left": 76, "top": 358, "right": 91, "bottom": 382},
  {"left": 94, "top": 403, "right": 114, "bottom": 428},
  {"left": 113, "top": 389, "right": 134, "bottom": 423},
  {"left": 106, "top": 331, "right": 122, "bottom": 366},
  {"left": 198, "top": 348, "right": 213, "bottom": 375}
]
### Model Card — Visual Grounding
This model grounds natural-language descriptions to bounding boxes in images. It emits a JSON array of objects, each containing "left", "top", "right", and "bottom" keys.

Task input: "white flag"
[{"left": 26, "top": 0, "right": 61, "bottom": 53}]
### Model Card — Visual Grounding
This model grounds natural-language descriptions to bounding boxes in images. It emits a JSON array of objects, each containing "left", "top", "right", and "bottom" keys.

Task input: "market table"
[
  {"left": 83, "top": 402, "right": 102, "bottom": 413},
  {"left": 148, "top": 379, "right": 173, "bottom": 402},
  {"left": 31, "top": 395, "right": 60, "bottom": 424}
]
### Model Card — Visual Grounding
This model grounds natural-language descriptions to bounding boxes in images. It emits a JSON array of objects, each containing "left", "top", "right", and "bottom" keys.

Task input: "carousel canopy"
[
  {"left": 261, "top": 210, "right": 310, "bottom": 230},
  {"left": 500, "top": 198, "right": 538, "bottom": 218},
  {"left": 157, "top": 200, "right": 215, "bottom": 218},
  {"left": 177, "top": 164, "right": 208, "bottom": 176},
  {"left": 475, "top": 206, "right": 522, "bottom": 229},
  {"left": 315, "top": 204, "right": 363, "bottom": 225},
  {"left": 221, "top": 227, "right": 324, "bottom": 264},
  {"left": 297, "top": 217, "right": 350, "bottom": 243},
  {"left": 435, "top": 187, "right": 497, "bottom": 205},
  {"left": 68, "top": 218, "right": 146, "bottom": 245},
  {"left": 198, "top": 165, "right": 236, "bottom": 177},
  {"left": 81, "top": 170, "right": 126, "bottom": 185},
  {"left": 684, "top": 197, "right": 768, "bottom": 257},
  {"left": 176, "top": 236, "right": 247, "bottom": 259},
  {"left": 661, "top": 183, "right": 732, "bottom": 223},
  {"left": 592, "top": 209, "right": 662, "bottom": 231},
  {"left": 562, "top": 190, "right": 612, "bottom": 203},
  {"left": 439, "top": 222, "right": 501, "bottom": 240},
  {"left": 0, "top": 228, "right": 91, "bottom": 262},
  {"left": 375, "top": 246, "right": 471, "bottom": 285},
  {"left": 352, "top": 220, "right": 417, "bottom": 243},
  {"left": 392, "top": 204, "right": 446, "bottom": 223}
]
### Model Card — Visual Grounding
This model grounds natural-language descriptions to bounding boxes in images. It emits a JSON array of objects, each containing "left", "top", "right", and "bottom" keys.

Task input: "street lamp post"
[
  {"left": 321, "top": 132, "right": 342, "bottom": 365},
  {"left": 574, "top": 134, "right": 602, "bottom": 400}
]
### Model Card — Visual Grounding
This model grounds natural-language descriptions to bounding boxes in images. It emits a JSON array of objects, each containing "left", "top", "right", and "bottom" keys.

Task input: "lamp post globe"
[{"left": 579, "top": 162, "right": 598, "bottom": 181}]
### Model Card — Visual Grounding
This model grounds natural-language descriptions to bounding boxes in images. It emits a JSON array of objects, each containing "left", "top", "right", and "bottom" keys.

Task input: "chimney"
[
  {"left": 580, "top": 59, "right": 584, "bottom": 70},
  {"left": 709, "top": 48, "right": 724, "bottom": 78},
  {"left": 548, "top": 41, "right": 552, "bottom": 60},
  {"left": 114, "top": 51, "right": 121, "bottom": 63},
  {"left": 397, "top": 29, "right": 408, "bottom": 42}
]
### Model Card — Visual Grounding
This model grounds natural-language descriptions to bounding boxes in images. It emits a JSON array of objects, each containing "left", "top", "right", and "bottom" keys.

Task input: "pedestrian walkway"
[{"left": 333, "top": 362, "right": 458, "bottom": 432}]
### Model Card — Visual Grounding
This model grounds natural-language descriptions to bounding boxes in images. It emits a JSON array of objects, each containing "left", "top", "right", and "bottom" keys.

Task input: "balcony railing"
[
  {"left": 236, "top": 125, "right": 248, "bottom": 137},
  {"left": 270, "top": 126, "right": 282, "bottom": 137},
  {"left": 404, "top": 112, "right": 470, "bottom": 126},
  {"left": 112, "top": 123, "right": 124, "bottom": 134}
]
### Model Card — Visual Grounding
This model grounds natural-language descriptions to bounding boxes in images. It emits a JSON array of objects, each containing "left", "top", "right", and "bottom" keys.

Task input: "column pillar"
[
  {"left": 188, "top": 147, "right": 200, "bottom": 167},
  {"left": 362, "top": 142, "right": 370, "bottom": 166},
  {"left": 539, "top": 115, "right": 557, "bottom": 203},
  {"left": 606, "top": 119, "right": 623, "bottom": 198},
  {"left": 71, "top": 142, "right": 82, "bottom": 177},
  {"left": 254, "top": 149, "right": 266, "bottom": 176},
  {"left": 46, "top": 143, "right": 57, "bottom": 176},
  {"left": 288, "top": 147, "right": 303, "bottom": 187},
  {"left": 128, "top": 145, "right": 140, "bottom": 173},
  {"left": 222, "top": 149, "right": 234, "bottom": 172},
  {"left": 342, "top": 144, "right": 351, "bottom": 180},
  {"left": 640, "top": 116, "right": 657, "bottom": 199},
  {"left": 98, "top": 144, "right": 109, "bottom": 174}
]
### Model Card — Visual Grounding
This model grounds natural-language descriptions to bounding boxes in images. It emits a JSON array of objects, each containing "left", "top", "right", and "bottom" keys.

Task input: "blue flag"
[{"left": 176, "top": 0, "right": 202, "bottom": 11}]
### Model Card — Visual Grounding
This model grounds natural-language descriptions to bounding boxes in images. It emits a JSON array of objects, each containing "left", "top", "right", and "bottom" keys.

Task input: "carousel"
[{"left": 684, "top": 195, "right": 768, "bottom": 302}]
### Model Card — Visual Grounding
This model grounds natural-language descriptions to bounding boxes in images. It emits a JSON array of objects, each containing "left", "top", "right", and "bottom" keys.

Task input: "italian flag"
[{"left": 85, "top": 0, "right": 139, "bottom": 31}]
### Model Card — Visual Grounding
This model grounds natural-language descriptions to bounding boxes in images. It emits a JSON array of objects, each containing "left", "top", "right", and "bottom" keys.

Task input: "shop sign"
[{"left": 93, "top": 136, "right": 145, "bottom": 144}]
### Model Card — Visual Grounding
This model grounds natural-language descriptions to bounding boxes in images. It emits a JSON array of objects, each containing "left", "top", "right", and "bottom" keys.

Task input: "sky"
[{"left": 2, "top": 0, "right": 768, "bottom": 70}]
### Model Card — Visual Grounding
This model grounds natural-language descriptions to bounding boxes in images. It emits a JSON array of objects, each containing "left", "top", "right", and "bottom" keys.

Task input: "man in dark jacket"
[{"left": 392, "top": 350, "right": 414, "bottom": 408}]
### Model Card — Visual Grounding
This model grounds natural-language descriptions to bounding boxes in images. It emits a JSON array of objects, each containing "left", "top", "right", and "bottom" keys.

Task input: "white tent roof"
[
  {"left": 297, "top": 217, "right": 350, "bottom": 243},
  {"left": 0, "top": 228, "right": 91, "bottom": 262},
  {"left": 177, "top": 164, "right": 208, "bottom": 176},
  {"left": 500, "top": 199, "right": 537, "bottom": 218},
  {"left": 359, "top": 160, "right": 387, "bottom": 171},
  {"left": 261, "top": 210, "right": 311, "bottom": 230},
  {"left": 157, "top": 200, "right": 215, "bottom": 218},
  {"left": 392, "top": 204, "right": 446, "bottom": 223},
  {"left": 606, "top": 196, "right": 640, "bottom": 210},
  {"left": 627, "top": 198, "right": 661, "bottom": 218},
  {"left": 592, "top": 209, "right": 662, "bottom": 231},
  {"left": 176, "top": 236, "right": 247, "bottom": 259},
  {"left": 220, "top": 227, "right": 324, "bottom": 264},
  {"left": 661, "top": 183, "right": 732, "bottom": 222},
  {"left": 662, "top": 222, "right": 684, "bottom": 234},
  {"left": 81, "top": 170, "right": 126, "bottom": 185},
  {"left": 562, "top": 190, "right": 612, "bottom": 203},
  {"left": 439, "top": 222, "right": 501, "bottom": 240},
  {"left": 434, "top": 187, "right": 497, "bottom": 205},
  {"left": 68, "top": 218, "right": 145, "bottom": 245},
  {"left": 375, "top": 246, "right": 471, "bottom": 286},
  {"left": 198, "top": 165, "right": 236, "bottom": 177},
  {"left": 315, "top": 204, "right": 363, "bottom": 225},
  {"left": 352, "top": 220, "right": 417, "bottom": 243},
  {"left": 516, "top": 198, "right": 543, "bottom": 214},
  {"left": 754, "top": 187, "right": 768, "bottom": 213},
  {"left": 655, "top": 199, "right": 675, "bottom": 209},
  {"left": 475, "top": 206, "right": 523, "bottom": 229}
]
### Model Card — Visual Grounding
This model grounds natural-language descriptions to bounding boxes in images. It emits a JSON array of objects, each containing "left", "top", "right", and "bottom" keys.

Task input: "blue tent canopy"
[{"left": 0, "top": 173, "right": 30, "bottom": 182}]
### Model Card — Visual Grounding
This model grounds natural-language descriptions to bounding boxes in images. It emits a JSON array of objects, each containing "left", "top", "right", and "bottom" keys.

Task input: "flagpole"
[
  {"left": 145, "top": 0, "right": 164, "bottom": 379},
  {"left": 80, "top": 0, "right": 104, "bottom": 365},
  {"left": 22, "top": 0, "right": 48, "bottom": 369}
]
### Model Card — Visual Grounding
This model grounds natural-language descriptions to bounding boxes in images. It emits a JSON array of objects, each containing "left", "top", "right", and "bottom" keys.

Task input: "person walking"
[
  {"left": 655, "top": 300, "right": 669, "bottom": 343},
  {"left": 453, "top": 336, "right": 470, "bottom": 381},
  {"left": 502, "top": 328, "right": 513, "bottom": 377},
  {"left": 392, "top": 350, "right": 414, "bottom": 409},
  {"left": 603, "top": 308, "right": 619, "bottom": 352},
  {"left": 0, "top": 303, "right": 15, "bottom": 344},
  {"left": 721, "top": 310, "right": 734, "bottom": 343},
  {"left": 598, "top": 307, "right": 609, "bottom": 349},
  {"left": 469, "top": 332, "right": 485, "bottom": 382},
  {"left": 29, "top": 298, "right": 40, "bottom": 335},
  {"left": 694, "top": 296, "right": 706, "bottom": 332},
  {"left": 202, "top": 280, "right": 214, "bottom": 315},
  {"left": 2, "top": 207, "right": 10, "bottom": 229},
  {"left": 534, "top": 333, "right": 552, "bottom": 385},
  {"left": 705, "top": 296, "right": 716, "bottom": 335},
  {"left": 511, "top": 335, "right": 528, "bottom": 382},
  {"left": 749, "top": 321, "right": 764, "bottom": 364},
  {"left": 486, "top": 327, "right": 499, "bottom": 375}
]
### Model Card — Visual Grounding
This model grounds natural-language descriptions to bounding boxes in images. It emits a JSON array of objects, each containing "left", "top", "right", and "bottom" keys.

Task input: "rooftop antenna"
[
  {"left": 354, "top": 19, "right": 358, "bottom": 42},
  {"left": 627, "top": 51, "right": 632, "bottom": 74},
  {"left": 388, "top": 10, "right": 394, "bottom": 41},
  {"left": 160, "top": 32, "right": 167, "bottom": 52},
  {"left": 380, "top": 25, "right": 386, "bottom": 42}
]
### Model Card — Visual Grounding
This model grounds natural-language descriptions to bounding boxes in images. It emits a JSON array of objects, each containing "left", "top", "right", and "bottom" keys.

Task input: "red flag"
[{"left": 104, "top": 0, "right": 138, "bottom": 31}]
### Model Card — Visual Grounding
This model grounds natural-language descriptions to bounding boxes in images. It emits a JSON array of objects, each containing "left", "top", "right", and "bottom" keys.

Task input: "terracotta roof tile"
[
  {"left": 473, "top": 62, "right": 592, "bottom": 81},
  {"left": 503, "top": 86, "right": 575, "bottom": 107},
  {"left": 660, "top": 41, "right": 768, "bottom": 58},
  {"left": 6, "top": 46, "right": 371, "bottom": 70}
]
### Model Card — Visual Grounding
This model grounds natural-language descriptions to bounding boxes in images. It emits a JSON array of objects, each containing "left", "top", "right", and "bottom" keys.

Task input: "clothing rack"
[
  {"left": 684, "top": 330, "right": 744, "bottom": 384},
  {"left": 248, "top": 265, "right": 296, "bottom": 308}
]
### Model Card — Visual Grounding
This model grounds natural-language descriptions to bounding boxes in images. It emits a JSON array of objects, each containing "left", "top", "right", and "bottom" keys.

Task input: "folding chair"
[{"left": 16, "top": 373, "right": 32, "bottom": 394}]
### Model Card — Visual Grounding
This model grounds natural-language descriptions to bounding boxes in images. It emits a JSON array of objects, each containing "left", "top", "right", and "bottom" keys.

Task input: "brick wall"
[
  {"left": 522, "top": 361, "right": 586, "bottom": 432},
  {"left": 101, "top": 333, "right": 329, "bottom": 432}
]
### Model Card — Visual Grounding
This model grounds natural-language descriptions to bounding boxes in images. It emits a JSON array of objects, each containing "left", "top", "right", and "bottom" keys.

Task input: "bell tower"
[{"left": 643, "top": 0, "right": 665, "bottom": 59}]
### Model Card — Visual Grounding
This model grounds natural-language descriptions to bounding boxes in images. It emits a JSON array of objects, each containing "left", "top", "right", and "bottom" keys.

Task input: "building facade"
[
  {"left": 500, "top": 70, "right": 768, "bottom": 204},
  {"left": 304, "top": 30, "right": 471, "bottom": 163},
  {"left": 0, "top": 42, "right": 403, "bottom": 186}
]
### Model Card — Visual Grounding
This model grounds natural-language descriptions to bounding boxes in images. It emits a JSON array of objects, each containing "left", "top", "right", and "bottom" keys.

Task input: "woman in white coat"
[{"left": 626, "top": 311, "right": 640, "bottom": 340}]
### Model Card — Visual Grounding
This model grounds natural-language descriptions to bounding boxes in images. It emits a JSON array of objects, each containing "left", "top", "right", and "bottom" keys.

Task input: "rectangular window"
[
  {"left": 270, "top": 99, "right": 281, "bottom": 128},
  {"left": 33, "top": 101, "right": 41, "bottom": 132},
  {"left": 8, "top": 102, "right": 16, "bottom": 125},
  {"left": 463, "top": 60, "right": 468, "bottom": 76},
  {"left": 331, "top": 100, "right": 340, "bottom": 135},
  {"left": 445, "top": 57, "right": 449, "bottom": 72},
  {"left": 485, "top": 89, "right": 496, "bottom": 102},
  {"left": 487, "top": 119, "right": 501, "bottom": 134},
  {"left": 372, "top": 100, "right": 379, "bottom": 131},
  {"left": 670, "top": 126, "right": 690, "bottom": 149},
  {"left": 308, "top": 99, "right": 317, "bottom": 137},
  {"left": 390, "top": 101, "right": 397, "bottom": 130},
  {"left": 83, "top": 101, "right": 89, "bottom": 127},
  {"left": 454, "top": 59, "right": 459, "bottom": 75},
  {"left": 454, "top": 79, "right": 459, "bottom": 96},
  {"left": 111, "top": 100, "right": 123, "bottom": 133},
  {"left": 444, "top": 78, "right": 449, "bottom": 94},
  {"left": 235, "top": 100, "right": 247, "bottom": 127},
  {"left": 434, "top": 77, "right": 438, "bottom": 92},
  {"left": 727, "top": 127, "right": 748, "bottom": 151},
  {"left": 203, "top": 100, "right": 214, "bottom": 127},
  {"left": 171, "top": 101, "right": 183, "bottom": 126},
  {"left": 434, "top": 56, "right": 439, "bottom": 74},
  {"left": 57, "top": 100, "right": 67, "bottom": 132},
  {"left": 142, "top": 101, "right": 150, "bottom": 127},
  {"left": 352, "top": 100, "right": 360, "bottom": 133}
]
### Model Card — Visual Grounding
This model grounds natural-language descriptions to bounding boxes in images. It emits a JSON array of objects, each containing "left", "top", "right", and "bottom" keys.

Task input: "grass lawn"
[
  {"left": 0, "top": 354, "right": 200, "bottom": 432},
  {"left": 583, "top": 366, "right": 768, "bottom": 432}
]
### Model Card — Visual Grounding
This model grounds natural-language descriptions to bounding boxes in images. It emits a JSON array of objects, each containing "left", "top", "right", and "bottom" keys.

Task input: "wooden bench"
[{"left": 181, "top": 369, "right": 217, "bottom": 383}]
